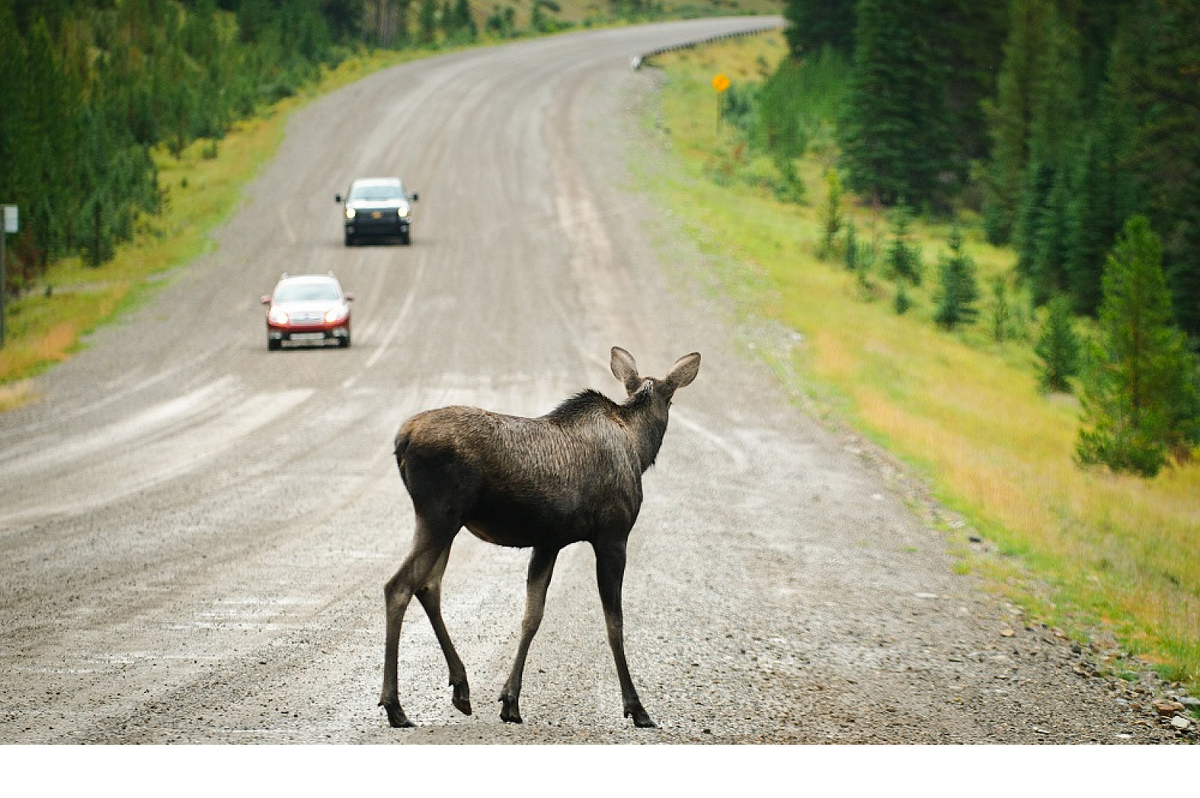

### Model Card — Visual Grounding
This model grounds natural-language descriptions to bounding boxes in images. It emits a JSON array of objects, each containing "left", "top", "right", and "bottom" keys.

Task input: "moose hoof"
[
  {"left": 381, "top": 701, "right": 415, "bottom": 729},
  {"left": 499, "top": 694, "right": 523, "bottom": 724},
  {"left": 626, "top": 706, "right": 657, "bottom": 729},
  {"left": 452, "top": 680, "right": 472, "bottom": 716}
]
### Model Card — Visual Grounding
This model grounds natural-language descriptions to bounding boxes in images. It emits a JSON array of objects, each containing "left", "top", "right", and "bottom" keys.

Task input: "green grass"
[{"left": 643, "top": 31, "right": 1200, "bottom": 690}]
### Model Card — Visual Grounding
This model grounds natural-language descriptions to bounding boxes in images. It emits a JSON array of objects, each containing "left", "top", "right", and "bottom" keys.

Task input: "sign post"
[
  {"left": 712, "top": 73, "right": 731, "bottom": 133},
  {"left": 1, "top": 205, "right": 16, "bottom": 348}
]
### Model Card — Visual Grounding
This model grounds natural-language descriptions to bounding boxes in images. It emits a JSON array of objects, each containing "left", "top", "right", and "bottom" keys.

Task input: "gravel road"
[{"left": 0, "top": 18, "right": 1188, "bottom": 745}]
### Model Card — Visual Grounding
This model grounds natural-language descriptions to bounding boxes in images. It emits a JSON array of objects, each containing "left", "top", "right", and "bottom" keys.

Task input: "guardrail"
[{"left": 630, "top": 20, "right": 785, "bottom": 70}]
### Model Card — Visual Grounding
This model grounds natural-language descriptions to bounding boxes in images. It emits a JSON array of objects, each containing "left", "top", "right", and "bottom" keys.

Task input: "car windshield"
[
  {"left": 349, "top": 184, "right": 403, "bottom": 201},
  {"left": 275, "top": 282, "right": 340, "bottom": 302}
]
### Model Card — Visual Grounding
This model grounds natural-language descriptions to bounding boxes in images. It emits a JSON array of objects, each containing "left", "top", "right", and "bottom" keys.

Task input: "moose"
[{"left": 380, "top": 346, "right": 701, "bottom": 729}]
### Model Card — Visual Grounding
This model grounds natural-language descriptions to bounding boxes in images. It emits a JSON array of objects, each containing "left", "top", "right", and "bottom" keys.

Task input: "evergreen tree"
[
  {"left": 82, "top": 195, "right": 115, "bottom": 269},
  {"left": 837, "top": 0, "right": 950, "bottom": 208},
  {"left": 989, "top": 277, "right": 1013, "bottom": 343},
  {"left": 1010, "top": 2, "right": 1084, "bottom": 306},
  {"left": 1034, "top": 294, "right": 1080, "bottom": 392},
  {"left": 844, "top": 220, "right": 878, "bottom": 300},
  {"left": 980, "top": 0, "right": 1056, "bottom": 245},
  {"left": 1064, "top": 80, "right": 1135, "bottom": 317},
  {"left": 934, "top": 225, "right": 979, "bottom": 329},
  {"left": 843, "top": 219, "right": 859, "bottom": 272},
  {"left": 238, "top": 0, "right": 275, "bottom": 43},
  {"left": 885, "top": 202, "right": 921, "bottom": 284},
  {"left": 24, "top": 17, "right": 85, "bottom": 256},
  {"left": 928, "top": 0, "right": 1007, "bottom": 186},
  {"left": 418, "top": 0, "right": 437, "bottom": 43},
  {"left": 451, "top": 0, "right": 477, "bottom": 37},
  {"left": 819, "top": 169, "right": 843, "bottom": 259},
  {"left": 1115, "top": 0, "right": 1200, "bottom": 338},
  {"left": 323, "top": 0, "right": 366, "bottom": 41},
  {"left": 1076, "top": 216, "right": 1199, "bottom": 476},
  {"left": 894, "top": 281, "right": 912, "bottom": 315},
  {"left": 783, "top": 0, "right": 856, "bottom": 58},
  {"left": 1025, "top": 162, "right": 1072, "bottom": 304}
]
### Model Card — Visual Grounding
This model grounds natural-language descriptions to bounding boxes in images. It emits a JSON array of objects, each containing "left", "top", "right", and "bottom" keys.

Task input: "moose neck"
[{"left": 621, "top": 397, "right": 670, "bottom": 473}]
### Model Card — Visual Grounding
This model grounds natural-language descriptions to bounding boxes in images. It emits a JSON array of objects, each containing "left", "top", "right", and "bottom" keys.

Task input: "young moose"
[{"left": 380, "top": 346, "right": 701, "bottom": 729}]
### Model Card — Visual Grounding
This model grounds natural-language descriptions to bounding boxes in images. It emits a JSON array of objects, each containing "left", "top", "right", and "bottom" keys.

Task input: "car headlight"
[
  {"left": 268, "top": 308, "right": 289, "bottom": 325},
  {"left": 325, "top": 306, "right": 348, "bottom": 323},
  {"left": 397, "top": 203, "right": 410, "bottom": 220},
  {"left": 344, "top": 207, "right": 356, "bottom": 220}
]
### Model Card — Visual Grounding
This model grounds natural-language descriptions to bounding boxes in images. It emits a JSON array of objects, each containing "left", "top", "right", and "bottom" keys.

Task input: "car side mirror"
[
  {"left": 345, "top": 292, "right": 355, "bottom": 302},
  {"left": 334, "top": 194, "right": 343, "bottom": 203},
  {"left": 410, "top": 192, "right": 419, "bottom": 202},
  {"left": 261, "top": 296, "right": 271, "bottom": 305}
]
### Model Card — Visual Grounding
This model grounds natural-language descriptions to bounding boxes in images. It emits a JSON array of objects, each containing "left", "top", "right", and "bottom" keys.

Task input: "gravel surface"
[{"left": 0, "top": 18, "right": 1192, "bottom": 747}]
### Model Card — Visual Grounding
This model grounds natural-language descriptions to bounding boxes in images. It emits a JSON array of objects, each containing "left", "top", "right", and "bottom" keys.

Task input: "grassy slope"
[{"left": 642, "top": 32, "right": 1199, "bottom": 689}]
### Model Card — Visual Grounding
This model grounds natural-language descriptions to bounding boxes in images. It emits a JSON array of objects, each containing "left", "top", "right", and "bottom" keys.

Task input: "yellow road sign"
[{"left": 712, "top": 73, "right": 731, "bottom": 93}]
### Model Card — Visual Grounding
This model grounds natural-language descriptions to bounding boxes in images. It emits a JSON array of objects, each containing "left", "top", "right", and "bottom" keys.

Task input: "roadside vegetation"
[{"left": 641, "top": 17, "right": 1199, "bottom": 694}]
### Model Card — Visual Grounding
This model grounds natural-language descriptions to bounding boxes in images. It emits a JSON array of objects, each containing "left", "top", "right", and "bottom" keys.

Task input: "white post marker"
[{"left": 1, "top": 204, "right": 17, "bottom": 347}]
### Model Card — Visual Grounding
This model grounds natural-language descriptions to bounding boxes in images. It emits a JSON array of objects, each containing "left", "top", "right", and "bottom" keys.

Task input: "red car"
[{"left": 262, "top": 273, "right": 353, "bottom": 350}]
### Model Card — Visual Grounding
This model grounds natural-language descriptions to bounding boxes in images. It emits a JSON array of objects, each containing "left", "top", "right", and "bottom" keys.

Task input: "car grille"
[{"left": 290, "top": 311, "right": 325, "bottom": 324}]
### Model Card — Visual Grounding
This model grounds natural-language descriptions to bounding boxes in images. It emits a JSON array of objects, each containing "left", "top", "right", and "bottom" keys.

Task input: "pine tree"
[
  {"left": 929, "top": 0, "right": 1007, "bottom": 175},
  {"left": 934, "top": 226, "right": 979, "bottom": 329},
  {"left": 989, "top": 277, "right": 1013, "bottom": 343},
  {"left": 1034, "top": 295, "right": 1079, "bottom": 392},
  {"left": 885, "top": 202, "right": 921, "bottom": 284},
  {"left": 418, "top": 0, "right": 437, "bottom": 44},
  {"left": 1076, "top": 216, "right": 1199, "bottom": 476},
  {"left": 82, "top": 193, "right": 115, "bottom": 269},
  {"left": 1026, "top": 163, "right": 1072, "bottom": 304},
  {"left": 1010, "top": 3, "right": 1084, "bottom": 306},
  {"left": 843, "top": 220, "right": 859, "bottom": 272},
  {"left": 844, "top": 221, "right": 878, "bottom": 300},
  {"left": 1064, "top": 81, "right": 1134, "bottom": 318},
  {"left": 819, "top": 169, "right": 843, "bottom": 259},
  {"left": 894, "top": 281, "right": 912, "bottom": 315},
  {"left": 837, "top": 0, "right": 950, "bottom": 207},
  {"left": 783, "top": 0, "right": 856, "bottom": 58},
  {"left": 1115, "top": 0, "right": 1200, "bottom": 338},
  {"left": 450, "top": 0, "right": 476, "bottom": 37},
  {"left": 980, "top": 0, "right": 1056, "bottom": 245}
]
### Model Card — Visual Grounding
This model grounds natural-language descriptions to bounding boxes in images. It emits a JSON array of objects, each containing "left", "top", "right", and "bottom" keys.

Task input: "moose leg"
[
  {"left": 380, "top": 522, "right": 455, "bottom": 728},
  {"left": 414, "top": 544, "right": 472, "bottom": 716},
  {"left": 594, "top": 539, "right": 656, "bottom": 728},
  {"left": 499, "top": 545, "right": 559, "bottom": 724}
]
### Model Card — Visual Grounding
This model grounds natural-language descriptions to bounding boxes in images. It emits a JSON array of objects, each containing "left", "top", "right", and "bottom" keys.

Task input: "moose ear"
[
  {"left": 666, "top": 352, "right": 701, "bottom": 390},
  {"left": 610, "top": 347, "right": 642, "bottom": 393}
]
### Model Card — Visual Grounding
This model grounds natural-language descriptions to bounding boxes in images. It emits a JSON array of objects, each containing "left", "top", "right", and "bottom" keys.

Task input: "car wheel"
[
  {"left": 339, "top": 333, "right": 351, "bottom": 349},
  {"left": 268, "top": 338, "right": 281, "bottom": 351},
  {"left": 344, "top": 232, "right": 355, "bottom": 246},
  {"left": 401, "top": 232, "right": 411, "bottom": 246}
]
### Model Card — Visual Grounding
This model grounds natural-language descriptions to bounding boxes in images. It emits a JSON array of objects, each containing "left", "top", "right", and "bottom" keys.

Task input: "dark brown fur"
[{"left": 380, "top": 347, "right": 700, "bottom": 728}]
